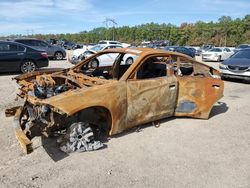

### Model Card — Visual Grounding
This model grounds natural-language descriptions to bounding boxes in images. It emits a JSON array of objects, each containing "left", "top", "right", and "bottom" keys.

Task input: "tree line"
[{"left": 2, "top": 15, "right": 250, "bottom": 47}]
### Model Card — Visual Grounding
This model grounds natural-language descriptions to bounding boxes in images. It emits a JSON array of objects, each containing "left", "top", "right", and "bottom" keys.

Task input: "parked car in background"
[
  {"left": 200, "top": 44, "right": 214, "bottom": 53},
  {"left": 146, "top": 40, "right": 170, "bottom": 49},
  {"left": 202, "top": 47, "right": 234, "bottom": 62},
  {"left": 69, "top": 44, "right": 124, "bottom": 65},
  {"left": 164, "top": 46, "right": 195, "bottom": 58},
  {"left": 98, "top": 40, "right": 130, "bottom": 48},
  {"left": 186, "top": 46, "right": 201, "bottom": 56},
  {"left": 234, "top": 44, "right": 250, "bottom": 53},
  {"left": 98, "top": 40, "right": 122, "bottom": 45},
  {"left": 0, "top": 41, "right": 48, "bottom": 73},
  {"left": 63, "top": 41, "right": 79, "bottom": 50},
  {"left": 46, "top": 38, "right": 58, "bottom": 45},
  {"left": 14, "top": 39, "right": 66, "bottom": 60},
  {"left": 219, "top": 48, "right": 250, "bottom": 82}
]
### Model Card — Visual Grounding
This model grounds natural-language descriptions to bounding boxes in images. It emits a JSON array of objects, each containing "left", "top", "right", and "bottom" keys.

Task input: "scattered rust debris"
[{"left": 5, "top": 48, "right": 224, "bottom": 154}]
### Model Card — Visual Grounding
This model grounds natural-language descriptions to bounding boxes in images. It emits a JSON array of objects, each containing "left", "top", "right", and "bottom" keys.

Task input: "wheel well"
[
  {"left": 54, "top": 51, "right": 63, "bottom": 56},
  {"left": 126, "top": 57, "right": 133, "bottom": 62},
  {"left": 74, "top": 106, "right": 112, "bottom": 136}
]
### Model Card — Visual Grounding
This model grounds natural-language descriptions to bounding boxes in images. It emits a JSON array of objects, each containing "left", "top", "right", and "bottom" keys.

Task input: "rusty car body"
[{"left": 5, "top": 48, "right": 224, "bottom": 154}]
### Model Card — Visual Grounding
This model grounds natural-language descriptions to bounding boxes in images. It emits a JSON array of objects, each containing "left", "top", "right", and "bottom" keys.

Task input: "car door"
[
  {"left": 0, "top": 42, "right": 24, "bottom": 72},
  {"left": 97, "top": 46, "right": 119, "bottom": 66},
  {"left": 125, "top": 56, "right": 178, "bottom": 129},
  {"left": 224, "top": 48, "right": 233, "bottom": 59},
  {"left": 174, "top": 56, "right": 224, "bottom": 119}
]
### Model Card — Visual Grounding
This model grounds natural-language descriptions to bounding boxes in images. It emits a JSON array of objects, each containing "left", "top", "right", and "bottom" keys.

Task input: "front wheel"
[
  {"left": 89, "top": 59, "right": 99, "bottom": 68},
  {"left": 20, "top": 60, "right": 36, "bottom": 73},
  {"left": 125, "top": 57, "right": 133, "bottom": 64},
  {"left": 54, "top": 51, "right": 63, "bottom": 60},
  {"left": 217, "top": 56, "right": 221, "bottom": 62},
  {"left": 59, "top": 122, "right": 104, "bottom": 153}
]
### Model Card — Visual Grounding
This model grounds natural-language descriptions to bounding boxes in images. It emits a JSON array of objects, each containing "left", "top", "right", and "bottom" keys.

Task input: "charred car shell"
[{"left": 6, "top": 48, "right": 224, "bottom": 154}]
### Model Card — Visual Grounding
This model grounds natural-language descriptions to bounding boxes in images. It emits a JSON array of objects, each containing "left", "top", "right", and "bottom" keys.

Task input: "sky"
[{"left": 0, "top": 0, "right": 249, "bottom": 36}]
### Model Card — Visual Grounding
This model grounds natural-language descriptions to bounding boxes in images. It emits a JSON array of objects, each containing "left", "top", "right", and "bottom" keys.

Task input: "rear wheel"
[
  {"left": 20, "top": 60, "right": 36, "bottom": 73},
  {"left": 54, "top": 51, "right": 63, "bottom": 60}
]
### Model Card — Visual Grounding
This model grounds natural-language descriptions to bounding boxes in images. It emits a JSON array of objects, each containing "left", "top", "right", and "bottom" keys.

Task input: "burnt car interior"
[
  {"left": 77, "top": 52, "right": 134, "bottom": 80},
  {"left": 75, "top": 52, "right": 201, "bottom": 81}
]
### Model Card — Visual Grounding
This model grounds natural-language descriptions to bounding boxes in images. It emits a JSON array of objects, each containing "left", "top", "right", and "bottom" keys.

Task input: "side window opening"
[
  {"left": 177, "top": 57, "right": 194, "bottom": 76},
  {"left": 136, "top": 57, "right": 167, "bottom": 79}
]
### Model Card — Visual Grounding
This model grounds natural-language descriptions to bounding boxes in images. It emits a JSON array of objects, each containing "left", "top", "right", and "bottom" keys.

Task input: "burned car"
[{"left": 6, "top": 48, "right": 224, "bottom": 154}]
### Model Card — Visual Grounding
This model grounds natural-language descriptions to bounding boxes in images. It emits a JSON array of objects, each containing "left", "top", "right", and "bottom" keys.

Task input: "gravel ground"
[{"left": 0, "top": 54, "right": 249, "bottom": 188}]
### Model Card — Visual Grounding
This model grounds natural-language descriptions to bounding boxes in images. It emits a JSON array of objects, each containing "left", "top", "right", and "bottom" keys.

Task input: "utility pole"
[{"left": 104, "top": 18, "right": 117, "bottom": 40}]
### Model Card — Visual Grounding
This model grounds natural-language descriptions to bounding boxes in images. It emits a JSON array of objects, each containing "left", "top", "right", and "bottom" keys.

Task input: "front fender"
[{"left": 31, "top": 81, "right": 128, "bottom": 135}]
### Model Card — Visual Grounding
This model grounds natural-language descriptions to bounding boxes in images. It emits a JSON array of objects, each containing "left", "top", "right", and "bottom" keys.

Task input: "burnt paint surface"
[
  {"left": 175, "top": 76, "right": 224, "bottom": 119},
  {"left": 126, "top": 75, "right": 177, "bottom": 128}
]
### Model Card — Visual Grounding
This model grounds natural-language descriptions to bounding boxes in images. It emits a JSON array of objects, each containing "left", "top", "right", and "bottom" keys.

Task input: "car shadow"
[
  {"left": 112, "top": 117, "right": 175, "bottom": 139},
  {"left": 222, "top": 78, "right": 250, "bottom": 84},
  {"left": 41, "top": 134, "right": 108, "bottom": 162},
  {"left": 40, "top": 102, "right": 227, "bottom": 161},
  {"left": 209, "top": 101, "right": 228, "bottom": 118},
  {"left": 41, "top": 136, "right": 69, "bottom": 162},
  {"left": 0, "top": 72, "right": 19, "bottom": 76}
]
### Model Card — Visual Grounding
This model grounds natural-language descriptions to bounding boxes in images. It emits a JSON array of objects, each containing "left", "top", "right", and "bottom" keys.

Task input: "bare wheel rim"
[
  {"left": 21, "top": 61, "right": 36, "bottom": 73},
  {"left": 91, "top": 60, "right": 98, "bottom": 68},
  {"left": 55, "top": 52, "right": 63, "bottom": 60},
  {"left": 126, "top": 58, "right": 133, "bottom": 64}
]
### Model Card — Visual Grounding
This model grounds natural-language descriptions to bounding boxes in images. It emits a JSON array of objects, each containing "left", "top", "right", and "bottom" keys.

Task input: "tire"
[
  {"left": 220, "top": 74, "right": 225, "bottom": 80},
  {"left": 20, "top": 60, "right": 36, "bottom": 73},
  {"left": 59, "top": 122, "right": 104, "bottom": 153},
  {"left": 125, "top": 57, "right": 133, "bottom": 64},
  {"left": 54, "top": 51, "right": 64, "bottom": 60},
  {"left": 217, "top": 56, "right": 221, "bottom": 62},
  {"left": 90, "top": 59, "right": 99, "bottom": 68}
]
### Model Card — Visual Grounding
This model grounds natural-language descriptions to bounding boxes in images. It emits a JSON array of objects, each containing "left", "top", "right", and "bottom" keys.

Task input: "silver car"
[{"left": 14, "top": 38, "right": 66, "bottom": 60}]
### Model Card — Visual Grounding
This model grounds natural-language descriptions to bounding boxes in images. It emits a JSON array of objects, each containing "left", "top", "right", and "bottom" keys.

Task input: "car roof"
[
  {"left": 239, "top": 47, "right": 250, "bottom": 51},
  {"left": 101, "top": 47, "right": 193, "bottom": 59},
  {"left": 14, "top": 38, "right": 43, "bottom": 41},
  {"left": 0, "top": 40, "right": 45, "bottom": 51},
  {"left": 0, "top": 40, "right": 27, "bottom": 46}
]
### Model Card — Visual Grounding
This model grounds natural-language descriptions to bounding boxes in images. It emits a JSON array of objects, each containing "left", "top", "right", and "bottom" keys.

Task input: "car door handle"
[
  {"left": 169, "top": 84, "right": 176, "bottom": 90},
  {"left": 17, "top": 53, "right": 24, "bottom": 55},
  {"left": 212, "top": 84, "right": 220, "bottom": 89}
]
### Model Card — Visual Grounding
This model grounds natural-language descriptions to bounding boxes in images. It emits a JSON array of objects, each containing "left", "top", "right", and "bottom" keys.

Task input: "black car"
[
  {"left": 0, "top": 41, "right": 49, "bottom": 73},
  {"left": 234, "top": 44, "right": 250, "bottom": 53},
  {"left": 219, "top": 48, "right": 250, "bottom": 82},
  {"left": 14, "top": 39, "right": 66, "bottom": 60},
  {"left": 164, "top": 46, "right": 195, "bottom": 58}
]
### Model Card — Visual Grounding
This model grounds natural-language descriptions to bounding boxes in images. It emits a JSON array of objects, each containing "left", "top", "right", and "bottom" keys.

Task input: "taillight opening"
[{"left": 41, "top": 52, "right": 48, "bottom": 58}]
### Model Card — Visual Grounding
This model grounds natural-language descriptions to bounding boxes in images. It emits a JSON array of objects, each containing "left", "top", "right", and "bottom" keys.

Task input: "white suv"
[{"left": 98, "top": 40, "right": 122, "bottom": 45}]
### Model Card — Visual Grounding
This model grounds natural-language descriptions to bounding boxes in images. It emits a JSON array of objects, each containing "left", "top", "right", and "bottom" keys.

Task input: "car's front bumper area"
[
  {"left": 220, "top": 69, "right": 250, "bottom": 81},
  {"left": 202, "top": 55, "right": 218, "bottom": 61},
  {"left": 5, "top": 106, "right": 33, "bottom": 154},
  {"left": 68, "top": 55, "right": 80, "bottom": 64}
]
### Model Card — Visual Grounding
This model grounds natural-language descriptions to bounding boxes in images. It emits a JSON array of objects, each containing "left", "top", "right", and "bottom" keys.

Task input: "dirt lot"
[{"left": 0, "top": 55, "right": 249, "bottom": 188}]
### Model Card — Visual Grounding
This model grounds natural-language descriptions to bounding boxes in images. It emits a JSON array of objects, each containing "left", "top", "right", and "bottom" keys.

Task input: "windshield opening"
[
  {"left": 209, "top": 48, "right": 222, "bottom": 52},
  {"left": 232, "top": 50, "right": 250, "bottom": 59},
  {"left": 90, "top": 45, "right": 104, "bottom": 52}
]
